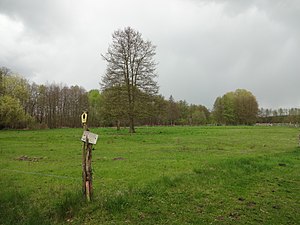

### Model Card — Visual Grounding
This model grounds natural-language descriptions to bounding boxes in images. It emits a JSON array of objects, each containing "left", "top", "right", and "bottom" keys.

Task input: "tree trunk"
[
  {"left": 116, "top": 119, "right": 120, "bottom": 131},
  {"left": 127, "top": 86, "right": 135, "bottom": 133},
  {"left": 129, "top": 115, "right": 135, "bottom": 133}
]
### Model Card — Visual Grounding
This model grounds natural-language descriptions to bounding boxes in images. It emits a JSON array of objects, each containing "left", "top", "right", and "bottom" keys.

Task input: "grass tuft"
[
  {"left": 0, "top": 190, "right": 50, "bottom": 225},
  {"left": 225, "top": 157, "right": 273, "bottom": 174},
  {"left": 53, "top": 191, "right": 84, "bottom": 220},
  {"left": 103, "top": 191, "right": 131, "bottom": 213}
]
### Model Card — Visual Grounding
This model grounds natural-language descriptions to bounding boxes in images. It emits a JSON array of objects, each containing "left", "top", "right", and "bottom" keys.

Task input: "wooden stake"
[
  {"left": 81, "top": 112, "right": 93, "bottom": 202},
  {"left": 82, "top": 141, "right": 87, "bottom": 196},
  {"left": 85, "top": 137, "right": 93, "bottom": 201}
]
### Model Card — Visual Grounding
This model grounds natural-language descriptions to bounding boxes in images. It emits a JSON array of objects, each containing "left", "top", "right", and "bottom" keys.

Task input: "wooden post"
[
  {"left": 81, "top": 111, "right": 93, "bottom": 201},
  {"left": 82, "top": 138, "right": 87, "bottom": 196},
  {"left": 298, "top": 133, "right": 300, "bottom": 147},
  {"left": 85, "top": 137, "right": 93, "bottom": 201}
]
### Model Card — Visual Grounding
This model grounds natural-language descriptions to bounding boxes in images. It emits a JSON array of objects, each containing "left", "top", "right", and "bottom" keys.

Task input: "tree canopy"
[
  {"left": 213, "top": 89, "right": 259, "bottom": 125},
  {"left": 101, "top": 27, "right": 158, "bottom": 133}
]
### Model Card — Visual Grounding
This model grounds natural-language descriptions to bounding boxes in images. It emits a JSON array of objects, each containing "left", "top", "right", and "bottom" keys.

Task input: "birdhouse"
[{"left": 81, "top": 112, "right": 88, "bottom": 124}]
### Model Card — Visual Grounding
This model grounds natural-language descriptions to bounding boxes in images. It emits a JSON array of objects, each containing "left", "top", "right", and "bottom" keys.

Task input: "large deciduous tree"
[
  {"left": 234, "top": 89, "right": 259, "bottom": 125},
  {"left": 101, "top": 27, "right": 158, "bottom": 133},
  {"left": 213, "top": 89, "right": 259, "bottom": 125}
]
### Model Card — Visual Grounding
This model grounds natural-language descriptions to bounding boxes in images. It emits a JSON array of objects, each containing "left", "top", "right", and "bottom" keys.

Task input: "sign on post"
[
  {"left": 80, "top": 111, "right": 98, "bottom": 202},
  {"left": 81, "top": 131, "right": 98, "bottom": 145}
]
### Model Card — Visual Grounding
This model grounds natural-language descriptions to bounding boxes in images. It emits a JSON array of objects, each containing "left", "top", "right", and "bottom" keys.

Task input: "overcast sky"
[{"left": 0, "top": 0, "right": 299, "bottom": 109}]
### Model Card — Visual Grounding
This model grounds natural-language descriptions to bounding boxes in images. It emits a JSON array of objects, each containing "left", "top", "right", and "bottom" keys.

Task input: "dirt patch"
[
  {"left": 272, "top": 205, "right": 281, "bottom": 209},
  {"left": 246, "top": 201, "right": 256, "bottom": 208},
  {"left": 228, "top": 211, "right": 240, "bottom": 220},
  {"left": 215, "top": 215, "right": 225, "bottom": 221},
  {"left": 16, "top": 155, "right": 43, "bottom": 162},
  {"left": 238, "top": 197, "right": 245, "bottom": 202},
  {"left": 278, "top": 163, "right": 286, "bottom": 167},
  {"left": 113, "top": 157, "right": 126, "bottom": 161}
]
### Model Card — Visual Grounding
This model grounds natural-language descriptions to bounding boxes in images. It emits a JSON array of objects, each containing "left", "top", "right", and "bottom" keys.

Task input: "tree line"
[
  {"left": 257, "top": 108, "right": 300, "bottom": 124},
  {"left": 98, "top": 90, "right": 211, "bottom": 128},
  {"left": 0, "top": 67, "right": 211, "bottom": 129},
  {"left": 0, "top": 67, "right": 88, "bottom": 129},
  {"left": 1, "top": 65, "right": 299, "bottom": 130}
]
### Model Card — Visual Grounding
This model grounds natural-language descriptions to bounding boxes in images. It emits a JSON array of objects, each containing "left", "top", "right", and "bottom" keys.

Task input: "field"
[{"left": 0, "top": 126, "right": 299, "bottom": 224}]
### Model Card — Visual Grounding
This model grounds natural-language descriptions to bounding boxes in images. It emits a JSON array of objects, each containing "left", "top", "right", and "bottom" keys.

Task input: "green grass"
[{"left": 0, "top": 126, "right": 299, "bottom": 224}]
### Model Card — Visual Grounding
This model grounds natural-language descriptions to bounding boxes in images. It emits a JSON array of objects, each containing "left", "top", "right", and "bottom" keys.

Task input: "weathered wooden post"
[{"left": 81, "top": 111, "right": 98, "bottom": 201}]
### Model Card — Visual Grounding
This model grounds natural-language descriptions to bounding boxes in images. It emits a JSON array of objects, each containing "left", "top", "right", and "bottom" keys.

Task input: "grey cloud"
[
  {"left": 0, "top": 0, "right": 299, "bottom": 109},
  {"left": 155, "top": 0, "right": 300, "bottom": 108},
  {"left": 0, "top": 0, "right": 70, "bottom": 38}
]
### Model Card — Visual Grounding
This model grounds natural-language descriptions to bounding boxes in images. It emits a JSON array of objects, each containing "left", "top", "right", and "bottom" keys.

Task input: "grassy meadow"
[{"left": 0, "top": 126, "right": 299, "bottom": 224}]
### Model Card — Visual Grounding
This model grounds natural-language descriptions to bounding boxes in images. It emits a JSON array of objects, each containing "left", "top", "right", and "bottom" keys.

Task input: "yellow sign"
[{"left": 81, "top": 112, "right": 88, "bottom": 124}]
